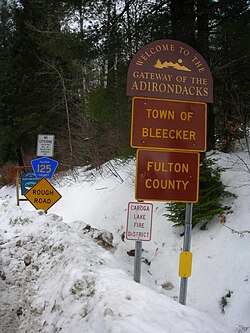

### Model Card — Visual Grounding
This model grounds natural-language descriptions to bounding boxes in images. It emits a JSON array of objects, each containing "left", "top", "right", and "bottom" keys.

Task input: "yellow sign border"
[
  {"left": 24, "top": 177, "right": 62, "bottom": 212},
  {"left": 135, "top": 149, "right": 200, "bottom": 203}
]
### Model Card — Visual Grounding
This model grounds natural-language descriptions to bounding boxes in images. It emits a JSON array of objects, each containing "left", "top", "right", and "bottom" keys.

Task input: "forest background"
[{"left": 0, "top": 0, "right": 249, "bottom": 171}]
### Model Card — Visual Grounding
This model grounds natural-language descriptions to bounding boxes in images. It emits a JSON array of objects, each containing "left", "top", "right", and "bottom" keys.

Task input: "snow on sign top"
[
  {"left": 127, "top": 39, "right": 213, "bottom": 103},
  {"left": 36, "top": 134, "right": 55, "bottom": 157}
]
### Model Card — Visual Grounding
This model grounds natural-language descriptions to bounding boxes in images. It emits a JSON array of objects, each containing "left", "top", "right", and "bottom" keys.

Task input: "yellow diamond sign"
[{"left": 24, "top": 177, "right": 62, "bottom": 212}]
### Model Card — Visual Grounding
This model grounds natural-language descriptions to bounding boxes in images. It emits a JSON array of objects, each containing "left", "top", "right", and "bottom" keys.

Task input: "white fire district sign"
[{"left": 126, "top": 202, "right": 153, "bottom": 241}]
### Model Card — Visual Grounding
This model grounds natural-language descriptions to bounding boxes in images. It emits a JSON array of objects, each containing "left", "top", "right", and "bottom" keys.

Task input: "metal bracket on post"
[
  {"left": 179, "top": 202, "right": 193, "bottom": 305},
  {"left": 134, "top": 240, "right": 142, "bottom": 283}
]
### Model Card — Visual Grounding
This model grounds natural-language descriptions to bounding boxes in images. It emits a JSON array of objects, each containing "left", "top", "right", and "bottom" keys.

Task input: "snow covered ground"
[{"left": 0, "top": 150, "right": 249, "bottom": 333}]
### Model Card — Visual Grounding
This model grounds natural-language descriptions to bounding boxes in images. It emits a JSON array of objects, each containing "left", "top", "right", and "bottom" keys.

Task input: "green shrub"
[{"left": 164, "top": 154, "right": 236, "bottom": 229}]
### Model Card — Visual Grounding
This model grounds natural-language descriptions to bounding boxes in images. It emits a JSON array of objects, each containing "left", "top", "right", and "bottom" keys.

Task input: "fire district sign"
[
  {"left": 131, "top": 97, "right": 207, "bottom": 151},
  {"left": 126, "top": 202, "right": 153, "bottom": 241},
  {"left": 135, "top": 149, "right": 200, "bottom": 202},
  {"left": 24, "top": 177, "right": 62, "bottom": 211}
]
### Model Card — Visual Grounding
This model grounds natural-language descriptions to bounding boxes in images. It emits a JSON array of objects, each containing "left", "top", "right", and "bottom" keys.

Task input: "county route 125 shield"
[{"left": 31, "top": 157, "right": 58, "bottom": 179}]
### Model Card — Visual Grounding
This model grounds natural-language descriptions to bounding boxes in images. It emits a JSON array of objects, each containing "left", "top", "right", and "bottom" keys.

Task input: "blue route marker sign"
[
  {"left": 21, "top": 172, "right": 39, "bottom": 195},
  {"left": 31, "top": 157, "right": 58, "bottom": 179}
]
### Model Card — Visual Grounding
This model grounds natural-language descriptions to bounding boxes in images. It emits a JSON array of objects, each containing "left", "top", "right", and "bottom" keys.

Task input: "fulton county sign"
[
  {"left": 127, "top": 39, "right": 213, "bottom": 103},
  {"left": 131, "top": 97, "right": 207, "bottom": 151},
  {"left": 135, "top": 149, "right": 200, "bottom": 202}
]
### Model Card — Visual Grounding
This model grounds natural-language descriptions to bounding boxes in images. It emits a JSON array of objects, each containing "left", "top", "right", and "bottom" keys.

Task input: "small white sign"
[
  {"left": 37, "top": 134, "right": 55, "bottom": 157},
  {"left": 126, "top": 202, "right": 153, "bottom": 241}
]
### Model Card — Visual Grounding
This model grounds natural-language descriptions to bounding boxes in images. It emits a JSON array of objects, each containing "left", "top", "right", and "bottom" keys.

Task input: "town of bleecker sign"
[
  {"left": 131, "top": 97, "right": 207, "bottom": 151},
  {"left": 127, "top": 39, "right": 213, "bottom": 103},
  {"left": 135, "top": 149, "right": 200, "bottom": 202}
]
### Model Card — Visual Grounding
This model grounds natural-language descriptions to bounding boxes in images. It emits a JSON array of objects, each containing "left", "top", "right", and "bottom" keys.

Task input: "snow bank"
[{"left": 0, "top": 201, "right": 229, "bottom": 333}]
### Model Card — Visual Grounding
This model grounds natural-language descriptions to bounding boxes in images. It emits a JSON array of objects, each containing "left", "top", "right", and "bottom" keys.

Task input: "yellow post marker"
[{"left": 179, "top": 251, "right": 193, "bottom": 278}]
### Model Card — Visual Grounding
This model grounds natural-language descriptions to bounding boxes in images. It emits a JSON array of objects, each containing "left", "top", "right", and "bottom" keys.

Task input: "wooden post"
[{"left": 16, "top": 167, "right": 20, "bottom": 206}]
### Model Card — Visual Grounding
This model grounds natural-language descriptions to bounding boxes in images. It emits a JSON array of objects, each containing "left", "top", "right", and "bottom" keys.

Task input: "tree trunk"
[
  {"left": 197, "top": 0, "right": 215, "bottom": 149},
  {"left": 170, "top": 0, "right": 196, "bottom": 48},
  {"left": 171, "top": 0, "right": 215, "bottom": 150}
]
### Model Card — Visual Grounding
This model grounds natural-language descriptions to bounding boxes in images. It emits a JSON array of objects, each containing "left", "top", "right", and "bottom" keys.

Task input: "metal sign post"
[
  {"left": 179, "top": 202, "right": 193, "bottom": 305},
  {"left": 134, "top": 240, "right": 142, "bottom": 283},
  {"left": 126, "top": 201, "right": 153, "bottom": 283}
]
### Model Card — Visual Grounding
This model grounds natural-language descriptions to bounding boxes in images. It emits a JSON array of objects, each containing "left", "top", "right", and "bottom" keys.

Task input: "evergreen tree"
[
  {"left": 211, "top": 0, "right": 250, "bottom": 152},
  {"left": 164, "top": 154, "right": 236, "bottom": 229},
  {"left": 0, "top": 0, "right": 16, "bottom": 164},
  {"left": 0, "top": 0, "right": 249, "bottom": 169},
  {"left": 170, "top": 0, "right": 196, "bottom": 47},
  {"left": 0, "top": 0, "right": 67, "bottom": 164}
]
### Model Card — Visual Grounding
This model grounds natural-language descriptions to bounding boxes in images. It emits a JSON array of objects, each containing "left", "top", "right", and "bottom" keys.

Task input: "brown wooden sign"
[
  {"left": 131, "top": 97, "right": 207, "bottom": 152},
  {"left": 135, "top": 149, "right": 200, "bottom": 202},
  {"left": 127, "top": 39, "right": 213, "bottom": 103}
]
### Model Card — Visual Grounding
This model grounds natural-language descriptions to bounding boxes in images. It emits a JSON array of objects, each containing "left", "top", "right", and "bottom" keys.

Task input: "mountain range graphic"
[{"left": 154, "top": 58, "right": 191, "bottom": 72}]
